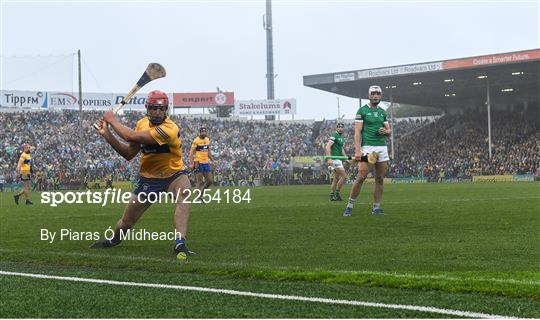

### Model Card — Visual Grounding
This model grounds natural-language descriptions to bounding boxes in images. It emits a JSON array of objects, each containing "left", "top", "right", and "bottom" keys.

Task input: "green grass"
[{"left": 0, "top": 182, "right": 539, "bottom": 317}]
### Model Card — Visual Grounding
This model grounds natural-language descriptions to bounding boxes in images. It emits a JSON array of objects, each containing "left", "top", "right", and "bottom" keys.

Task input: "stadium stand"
[
  {"left": 0, "top": 106, "right": 537, "bottom": 189},
  {"left": 393, "top": 106, "right": 539, "bottom": 179},
  {"left": 0, "top": 110, "right": 315, "bottom": 188}
]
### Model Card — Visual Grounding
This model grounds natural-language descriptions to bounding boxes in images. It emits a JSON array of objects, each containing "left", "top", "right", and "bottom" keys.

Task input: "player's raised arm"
[
  {"left": 95, "top": 119, "right": 140, "bottom": 161},
  {"left": 103, "top": 111, "right": 156, "bottom": 145}
]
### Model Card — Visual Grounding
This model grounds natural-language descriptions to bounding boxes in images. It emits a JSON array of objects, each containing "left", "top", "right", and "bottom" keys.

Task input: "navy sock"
[{"left": 175, "top": 238, "right": 185, "bottom": 246}]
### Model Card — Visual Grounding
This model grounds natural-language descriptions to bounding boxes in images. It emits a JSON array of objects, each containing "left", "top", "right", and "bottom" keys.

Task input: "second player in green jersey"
[{"left": 326, "top": 122, "right": 349, "bottom": 201}]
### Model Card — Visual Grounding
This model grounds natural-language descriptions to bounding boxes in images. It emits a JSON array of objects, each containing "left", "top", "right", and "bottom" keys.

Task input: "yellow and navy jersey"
[
  {"left": 135, "top": 117, "right": 185, "bottom": 179},
  {"left": 19, "top": 152, "right": 32, "bottom": 173},
  {"left": 191, "top": 136, "right": 210, "bottom": 164}
]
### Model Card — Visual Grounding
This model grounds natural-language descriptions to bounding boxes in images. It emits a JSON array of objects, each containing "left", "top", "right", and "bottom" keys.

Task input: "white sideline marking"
[{"left": 0, "top": 270, "right": 517, "bottom": 319}]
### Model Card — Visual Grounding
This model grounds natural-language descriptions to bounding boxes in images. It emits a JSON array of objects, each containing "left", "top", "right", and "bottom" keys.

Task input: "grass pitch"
[{"left": 0, "top": 182, "right": 539, "bottom": 317}]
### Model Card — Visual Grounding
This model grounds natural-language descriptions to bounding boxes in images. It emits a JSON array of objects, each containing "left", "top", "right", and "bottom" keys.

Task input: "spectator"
[{"left": 0, "top": 106, "right": 537, "bottom": 187}]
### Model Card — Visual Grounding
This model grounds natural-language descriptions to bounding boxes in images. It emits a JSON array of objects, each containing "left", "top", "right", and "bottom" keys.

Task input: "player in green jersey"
[
  {"left": 343, "top": 85, "right": 392, "bottom": 217},
  {"left": 325, "top": 122, "right": 349, "bottom": 201}
]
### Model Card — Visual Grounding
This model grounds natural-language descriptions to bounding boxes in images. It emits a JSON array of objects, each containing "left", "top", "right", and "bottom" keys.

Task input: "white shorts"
[
  {"left": 332, "top": 160, "right": 344, "bottom": 169},
  {"left": 362, "top": 146, "right": 390, "bottom": 162}
]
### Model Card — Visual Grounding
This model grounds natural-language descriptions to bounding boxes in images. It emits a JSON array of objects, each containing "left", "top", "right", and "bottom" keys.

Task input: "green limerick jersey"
[
  {"left": 355, "top": 104, "right": 388, "bottom": 146},
  {"left": 329, "top": 131, "right": 345, "bottom": 156}
]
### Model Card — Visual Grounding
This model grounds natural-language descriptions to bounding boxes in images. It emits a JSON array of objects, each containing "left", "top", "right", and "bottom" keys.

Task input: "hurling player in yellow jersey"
[
  {"left": 189, "top": 127, "right": 214, "bottom": 193},
  {"left": 91, "top": 90, "right": 194, "bottom": 259},
  {"left": 14, "top": 143, "right": 33, "bottom": 205}
]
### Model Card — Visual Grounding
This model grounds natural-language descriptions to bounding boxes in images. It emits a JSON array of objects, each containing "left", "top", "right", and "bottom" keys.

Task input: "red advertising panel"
[
  {"left": 173, "top": 92, "right": 235, "bottom": 108},
  {"left": 443, "top": 49, "right": 540, "bottom": 70}
]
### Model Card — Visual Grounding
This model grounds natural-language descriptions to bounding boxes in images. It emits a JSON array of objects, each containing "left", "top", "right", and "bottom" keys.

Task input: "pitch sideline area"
[
  {"left": 0, "top": 182, "right": 539, "bottom": 317},
  {"left": 0, "top": 270, "right": 520, "bottom": 318}
]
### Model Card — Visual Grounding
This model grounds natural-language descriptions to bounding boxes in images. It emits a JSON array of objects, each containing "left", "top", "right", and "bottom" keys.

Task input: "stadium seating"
[{"left": 0, "top": 106, "right": 537, "bottom": 188}]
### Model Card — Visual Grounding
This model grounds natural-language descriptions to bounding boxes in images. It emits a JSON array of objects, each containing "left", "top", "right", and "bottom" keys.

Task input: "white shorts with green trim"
[
  {"left": 332, "top": 160, "right": 344, "bottom": 169},
  {"left": 362, "top": 146, "right": 390, "bottom": 162}
]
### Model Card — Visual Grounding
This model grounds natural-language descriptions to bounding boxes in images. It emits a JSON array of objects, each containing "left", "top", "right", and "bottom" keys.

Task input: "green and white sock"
[{"left": 347, "top": 198, "right": 356, "bottom": 209}]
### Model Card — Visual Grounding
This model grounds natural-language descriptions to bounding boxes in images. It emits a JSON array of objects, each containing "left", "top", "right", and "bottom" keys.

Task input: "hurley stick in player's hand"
[{"left": 93, "top": 63, "right": 166, "bottom": 130}]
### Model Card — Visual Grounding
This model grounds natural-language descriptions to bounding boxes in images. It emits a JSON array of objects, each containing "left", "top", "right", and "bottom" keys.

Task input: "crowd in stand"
[
  {"left": 175, "top": 116, "right": 314, "bottom": 184},
  {"left": 1, "top": 110, "right": 135, "bottom": 188},
  {"left": 0, "top": 110, "right": 314, "bottom": 188},
  {"left": 392, "top": 107, "right": 539, "bottom": 179},
  {"left": 0, "top": 105, "right": 537, "bottom": 189}
]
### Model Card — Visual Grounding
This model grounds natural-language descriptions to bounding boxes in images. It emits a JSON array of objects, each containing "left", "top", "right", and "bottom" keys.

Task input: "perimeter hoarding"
[
  {"left": 235, "top": 99, "right": 296, "bottom": 116},
  {"left": 0, "top": 90, "right": 168, "bottom": 111},
  {"left": 1, "top": 90, "right": 47, "bottom": 108},
  {"left": 173, "top": 92, "right": 235, "bottom": 108}
]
